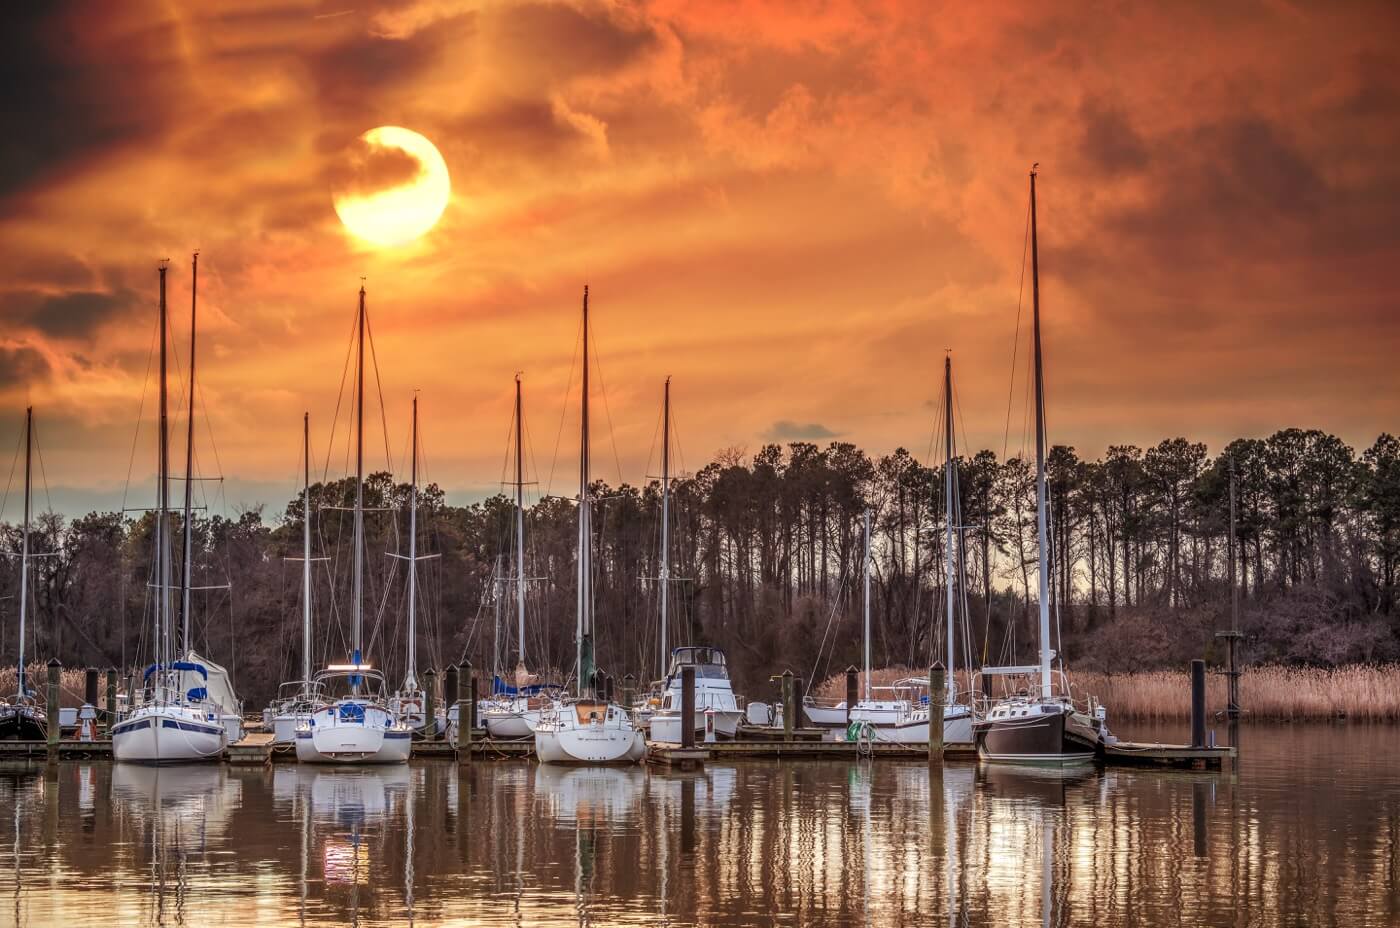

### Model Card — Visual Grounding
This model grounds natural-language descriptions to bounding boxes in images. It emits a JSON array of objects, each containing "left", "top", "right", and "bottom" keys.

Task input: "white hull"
[
  {"left": 534, "top": 701, "right": 645, "bottom": 765},
  {"left": 648, "top": 708, "right": 743, "bottom": 743},
  {"left": 273, "top": 711, "right": 314, "bottom": 745},
  {"left": 868, "top": 706, "right": 975, "bottom": 745},
  {"left": 296, "top": 700, "right": 412, "bottom": 764},
  {"left": 112, "top": 706, "right": 227, "bottom": 764},
  {"left": 803, "top": 702, "right": 848, "bottom": 727},
  {"left": 484, "top": 709, "right": 537, "bottom": 739}
]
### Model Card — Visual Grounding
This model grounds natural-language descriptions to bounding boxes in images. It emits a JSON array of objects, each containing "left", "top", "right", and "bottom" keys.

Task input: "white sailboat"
[
  {"left": 872, "top": 355, "right": 975, "bottom": 746},
  {"left": 0, "top": 407, "right": 47, "bottom": 741},
  {"left": 268, "top": 413, "right": 328, "bottom": 744},
  {"left": 973, "top": 167, "right": 1106, "bottom": 764},
  {"left": 483, "top": 375, "right": 555, "bottom": 739},
  {"left": 113, "top": 258, "right": 229, "bottom": 764},
  {"left": 296, "top": 284, "right": 412, "bottom": 764},
  {"left": 534, "top": 286, "right": 646, "bottom": 765},
  {"left": 388, "top": 395, "right": 443, "bottom": 735}
]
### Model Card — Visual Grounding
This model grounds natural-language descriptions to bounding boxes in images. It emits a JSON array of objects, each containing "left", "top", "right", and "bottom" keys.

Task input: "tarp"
[
  {"left": 180, "top": 650, "right": 242, "bottom": 716},
  {"left": 491, "top": 675, "right": 562, "bottom": 697}
]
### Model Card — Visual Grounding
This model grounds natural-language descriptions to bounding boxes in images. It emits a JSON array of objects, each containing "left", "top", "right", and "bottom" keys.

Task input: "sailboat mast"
[
  {"left": 302, "top": 412, "right": 312, "bottom": 688},
  {"left": 16, "top": 407, "right": 31, "bottom": 696},
  {"left": 158, "top": 263, "right": 171, "bottom": 674},
  {"left": 1030, "top": 166, "right": 1053, "bottom": 701},
  {"left": 577, "top": 286, "right": 593, "bottom": 697},
  {"left": 659, "top": 377, "right": 671, "bottom": 679},
  {"left": 515, "top": 375, "right": 526, "bottom": 668},
  {"left": 407, "top": 394, "right": 418, "bottom": 688},
  {"left": 944, "top": 354, "right": 957, "bottom": 701},
  {"left": 862, "top": 508, "right": 872, "bottom": 701},
  {"left": 180, "top": 252, "right": 198, "bottom": 656},
  {"left": 353, "top": 285, "right": 365, "bottom": 672}
]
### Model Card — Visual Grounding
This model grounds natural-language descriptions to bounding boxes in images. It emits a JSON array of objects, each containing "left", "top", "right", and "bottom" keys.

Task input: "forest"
[{"left": 1, "top": 428, "right": 1397, "bottom": 707}]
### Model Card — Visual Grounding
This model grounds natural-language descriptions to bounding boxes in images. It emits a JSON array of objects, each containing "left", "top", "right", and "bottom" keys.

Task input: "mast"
[
  {"left": 862, "top": 509, "right": 872, "bottom": 702},
  {"left": 302, "top": 412, "right": 312, "bottom": 689},
  {"left": 406, "top": 394, "right": 419, "bottom": 691},
  {"left": 352, "top": 285, "right": 366, "bottom": 678},
  {"left": 515, "top": 375, "right": 526, "bottom": 670},
  {"left": 659, "top": 377, "right": 671, "bottom": 679},
  {"left": 1030, "top": 166, "right": 1052, "bottom": 701},
  {"left": 158, "top": 263, "right": 171, "bottom": 676},
  {"left": 16, "top": 408, "right": 31, "bottom": 697},
  {"left": 180, "top": 252, "right": 198, "bottom": 656},
  {"left": 944, "top": 353, "right": 957, "bottom": 702},
  {"left": 577, "top": 286, "right": 594, "bottom": 698}
]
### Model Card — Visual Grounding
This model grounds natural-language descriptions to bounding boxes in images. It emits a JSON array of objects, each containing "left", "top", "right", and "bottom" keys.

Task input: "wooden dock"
[
  {"left": 1103, "top": 740, "right": 1235, "bottom": 770},
  {"left": 226, "top": 731, "right": 276, "bottom": 765},
  {"left": 0, "top": 739, "right": 113, "bottom": 760}
]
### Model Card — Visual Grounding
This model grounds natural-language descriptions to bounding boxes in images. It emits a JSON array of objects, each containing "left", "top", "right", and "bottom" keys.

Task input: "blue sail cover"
[
  {"left": 144, "top": 661, "right": 209, "bottom": 681},
  {"left": 491, "top": 676, "right": 562, "bottom": 696}
]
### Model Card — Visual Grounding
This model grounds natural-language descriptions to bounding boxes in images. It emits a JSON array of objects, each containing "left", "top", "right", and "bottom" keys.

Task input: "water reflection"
[{"left": 0, "top": 724, "right": 1397, "bottom": 925}]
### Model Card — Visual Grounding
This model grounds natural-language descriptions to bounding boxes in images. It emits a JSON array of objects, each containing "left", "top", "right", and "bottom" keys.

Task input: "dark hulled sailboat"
[{"left": 973, "top": 167, "right": 1105, "bottom": 764}]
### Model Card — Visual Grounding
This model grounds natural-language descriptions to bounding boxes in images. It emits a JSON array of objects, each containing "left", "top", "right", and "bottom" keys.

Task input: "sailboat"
[
  {"left": 644, "top": 380, "right": 744, "bottom": 743},
  {"left": 295, "top": 284, "right": 413, "bottom": 764},
  {"left": 972, "top": 167, "right": 1105, "bottom": 764},
  {"left": 268, "top": 413, "right": 328, "bottom": 744},
  {"left": 483, "top": 375, "right": 560, "bottom": 739},
  {"left": 533, "top": 286, "right": 646, "bottom": 764},
  {"left": 0, "top": 407, "right": 47, "bottom": 741},
  {"left": 388, "top": 395, "right": 443, "bottom": 735},
  {"left": 113, "top": 258, "right": 230, "bottom": 764},
  {"left": 867, "top": 355, "right": 977, "bottom": 746}
]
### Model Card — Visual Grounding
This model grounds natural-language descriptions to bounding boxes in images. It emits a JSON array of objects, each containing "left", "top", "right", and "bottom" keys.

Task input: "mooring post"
[
  {"left": 444, "top": 663, "right": 459, "bottom": 729},
  {"left": 622, "top": 673, "right": 635, "bottom": 712},
  {"left": 681, "top": 665, "right": 696, "bottom": 749},
  {"left": 782, "top": 670, "right": 795, "bottom": 741},
  {"left": 604, "top": 672, "right": 615, "bottom": 704},
  {"left": 45, "top": 659, "right": 61, "bottom": 759},
  {"left": 105, "top": 668, "right": 118, "bottom": 733},
  {"left": 929, "top": 662, "right": 946, "bottom": 761},
  {"left": 1190, "top": 659, "right": 1207, "bottom": 748},
  {"left": 422, "top": 667, "right": 437, "bottom": 740},
  {"left": 462, "top": 669, "right": 477, "bottom": 760},
  {"left": 845, "top": 665, "right": 858, "bottom": 727},
  {"left": 84, "top": 668, "right": 98, "bottom": 707}
]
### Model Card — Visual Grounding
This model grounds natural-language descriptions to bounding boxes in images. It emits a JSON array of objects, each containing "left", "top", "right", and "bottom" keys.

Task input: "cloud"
[
  {"left": 0, "top": 344, "right": 51, "bottom": 387},
  {"left": 766, "top": 420, "right": 840, "bottom": 441},
  {"left": 0, "top": 288, "right": 137, "bottom": 340}
]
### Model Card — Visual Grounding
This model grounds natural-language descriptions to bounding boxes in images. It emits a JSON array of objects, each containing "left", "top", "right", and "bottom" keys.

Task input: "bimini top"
[
  {"left": 667, "top": 646, "right": 730, "bottom": 680},
  {"left": 144, "top": 661, "right": 208, "bottom": 680},
  {"left": 491, "top": 676, "right": 566, "bottom": 697}
]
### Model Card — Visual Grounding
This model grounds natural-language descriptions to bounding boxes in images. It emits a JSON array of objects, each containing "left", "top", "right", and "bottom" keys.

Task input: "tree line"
[{"left": 1, "top": 428, "right": 1397, "bottom": 705}]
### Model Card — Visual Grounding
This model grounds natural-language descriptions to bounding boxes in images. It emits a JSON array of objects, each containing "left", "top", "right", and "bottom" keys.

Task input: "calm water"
[{"left": 2, "top": 724, "right": 1397, "bottom": 927}]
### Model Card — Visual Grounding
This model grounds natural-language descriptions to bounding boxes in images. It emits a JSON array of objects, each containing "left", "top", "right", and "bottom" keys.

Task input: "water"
[{"left": 2, "top": 723, "right": 1397, "bottom": 926}]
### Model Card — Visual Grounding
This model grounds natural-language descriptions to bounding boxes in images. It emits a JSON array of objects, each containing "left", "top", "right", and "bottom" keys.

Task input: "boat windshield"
[
  {"left": 666, "top": 647, "right": 730, "bottom": 679},
  {"left": 312, "top": 669, "right": 388, "bottom": 700}
]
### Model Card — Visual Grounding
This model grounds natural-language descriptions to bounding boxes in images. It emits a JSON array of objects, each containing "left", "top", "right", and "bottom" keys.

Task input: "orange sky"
[{"left": 2, "top": 1, "right": 1397, "bottom": 514}]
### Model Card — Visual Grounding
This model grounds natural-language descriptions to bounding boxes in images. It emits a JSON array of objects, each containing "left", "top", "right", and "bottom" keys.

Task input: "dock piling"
[
  {"left": 681, "top": 666, "right": 696, "bottom": 749},
  {"left": 462, "top": 670, "right": 477, "bottom": 759},
  {"left": 781, "top": 670, "right": 795, "bottom": 741},
  {"left": 45, "top": 659, "right": 61, "bottom": 762},
  {"left": 845, "top": 665, "right": 857, "bottom": 727},
  {"left": 929, "top": 662, "right": 945, "bottom": 761},
  {"left": 423, "top": 667, "right": 437, "bottom": 740},
  {"left": 104, "top": 668, "right": 117, "bottom": 732},
  {"left": 444, "top": 663, "right": 459, "bottom": 723},
  {"left": 1190, "top": 659, "right": 1207, "bottom": 748},
  {"left": 84, "top": 668, "right": 98, "bottom": 708}
]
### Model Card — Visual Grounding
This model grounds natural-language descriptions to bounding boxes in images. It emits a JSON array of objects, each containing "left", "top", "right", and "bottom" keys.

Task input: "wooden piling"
[
  {"left": 84, "top": 668, "right": 98, "bottom": 707},
  {"left": 423, "top": 667, "right": 437, "bottom": 740},
  {"left": 929, "top": 662, "right": 945, "bottom": 761},
  {"left": 681, "top": 666, "right": 696, "bottom": 749},
  {"left": 45, "top": 659, "right": 61, "bottom": 762},
  {"left": 461, "top": 672, "right": 478, "bottom": 760},
  {"left": 781, "top": 670, "right": 795, "bottom": 742},
  {"left": 444, "top": 663, "right": 459, "bottom": 720},
  {"left": 1190, "top": 659, "right": 1207, "bottom": 748},
  {"left": 104, "top": 668, "right": 117, "bottom": 733},
  {"left": 845, "top": 665, "right": 858, "bottom": 727}
]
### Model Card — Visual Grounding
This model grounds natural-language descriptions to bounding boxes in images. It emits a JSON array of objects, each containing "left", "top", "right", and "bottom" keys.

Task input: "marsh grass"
[
  {"left": 817, "top": 664, "right": 1400, "bottom": 721},
  {"left": 0, "top": 664, "right": 94, "bottom": 706}
]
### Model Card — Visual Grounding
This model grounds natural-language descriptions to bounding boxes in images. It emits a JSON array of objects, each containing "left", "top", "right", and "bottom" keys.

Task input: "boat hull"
[
  {"left": 802, "top": 702, "right": 848, "bottom": 727},
  {"left": 868, "top": 705, "right": 975, "bottom": 746},
  {"left": 272, "top": 711, "right": 314, "bottom": 745},
  {"left": 974, "top": 704, "right": 1098, "bottom": 765},
  {"left": 0, "top": 705, "right": 46, "bottom": 741},
  {"left": 484, "top": 709, "right": 537, "bottom": 739},
  {"left": 534, "top": 701, "right": 645, "bottom": 765},
  {"left": 648, "top": 708, "right": 743, "bottom": 743},
  {"left": 112, "top": 708, "right": 228, "bottom": 764},
  {"left": 295, "top": 701, "right": 412, "bottom": 764}
]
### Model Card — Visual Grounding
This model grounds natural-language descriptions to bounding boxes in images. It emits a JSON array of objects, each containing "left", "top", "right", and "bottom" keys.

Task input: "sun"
[{"left": 332, "top": 126, "right": 450, "bottom": 248}]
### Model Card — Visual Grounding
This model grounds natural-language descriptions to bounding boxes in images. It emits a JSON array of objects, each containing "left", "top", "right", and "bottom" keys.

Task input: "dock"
[
  {"left": 0, "top": 739, "right": 113, "bottom": 760},
  {"left": 1103, "top": 740, "right": 1235, "bottom": 770}
]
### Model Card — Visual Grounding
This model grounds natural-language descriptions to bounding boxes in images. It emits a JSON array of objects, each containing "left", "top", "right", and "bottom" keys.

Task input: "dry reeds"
[
  {"left": 816, "top": 663, "right": 1400, "bottom": 721},
  {"left": 1070, "top": 664, "right": 1400, "bottom": 722},
  {"left": 0, "top": 664, "right": 94, "bottom": 706}
]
